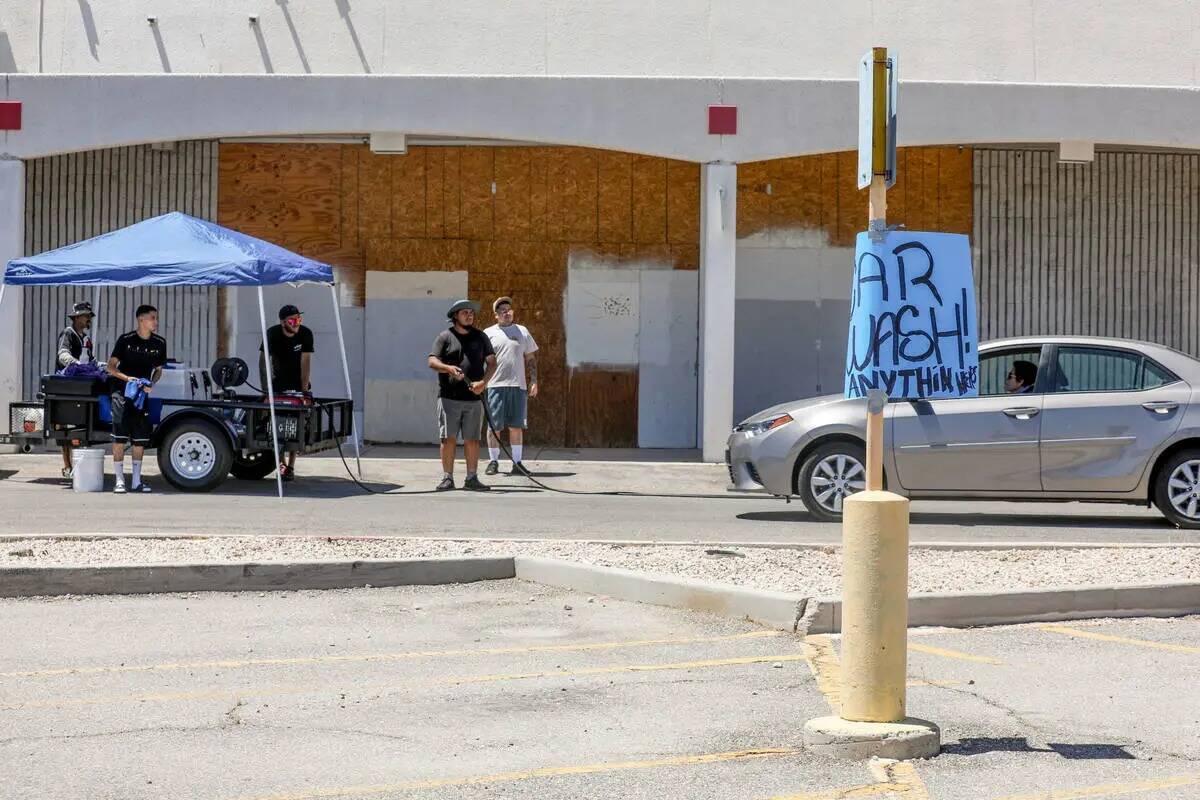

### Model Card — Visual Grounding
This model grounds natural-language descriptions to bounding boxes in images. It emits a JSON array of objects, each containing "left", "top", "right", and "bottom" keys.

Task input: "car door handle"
[
  {"left": 1142, "top": 401, "right": 1179, "bottom": 414},
  {"left": 1002, "top": 407, "right": 1039, "bottom": 420}
]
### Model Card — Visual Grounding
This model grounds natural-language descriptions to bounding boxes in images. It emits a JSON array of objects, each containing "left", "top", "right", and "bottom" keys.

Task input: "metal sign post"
[{"left": 803, "top": 45, "right": 941, "bottom": 762}]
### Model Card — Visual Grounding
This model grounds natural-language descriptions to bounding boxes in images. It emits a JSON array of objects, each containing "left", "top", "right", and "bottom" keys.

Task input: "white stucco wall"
[
  {"left": 2, "top": 1, "right": 1198, "bottom": 86},
  {"left": 4, "top": 75, "right": 1200, "bottom": 165}
]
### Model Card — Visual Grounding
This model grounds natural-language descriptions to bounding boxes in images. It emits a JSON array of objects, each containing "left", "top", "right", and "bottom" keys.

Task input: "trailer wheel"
[
  {"left": 230, "top": 450, "right": 277, "bottom": 480},
  {"left": 157, "top": 419, "right": 233, "bottom": 492},
  {"left": 21, "top": 443, "right": 33, "bottom": 454}
]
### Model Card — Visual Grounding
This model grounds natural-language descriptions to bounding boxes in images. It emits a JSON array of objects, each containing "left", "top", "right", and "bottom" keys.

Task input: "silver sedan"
[{"left": 727, "top": 336, "right": 1200, "bottom": 528}]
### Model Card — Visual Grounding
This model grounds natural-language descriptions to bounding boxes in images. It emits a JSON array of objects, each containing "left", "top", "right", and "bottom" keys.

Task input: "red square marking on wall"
[
  {"left": 0, "top": 101, "right": 22, "bottom": 131},
  {"left": 708, "top": 105, "right": 737, "bottom": 135}
]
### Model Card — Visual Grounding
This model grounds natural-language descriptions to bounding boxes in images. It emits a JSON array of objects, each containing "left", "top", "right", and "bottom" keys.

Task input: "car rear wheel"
[
  {"left": 796, "top": 441, "right": 867, "bottom": 522},
  {"left": 1153, "top": 449, "right": 1200, "bottom": 529},
  {"left": 157, "top": 419, "right": 233, "bottom": 492}
]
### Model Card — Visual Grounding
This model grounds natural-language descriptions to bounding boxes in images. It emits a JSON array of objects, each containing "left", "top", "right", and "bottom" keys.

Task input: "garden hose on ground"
[{"left": 312, "top": 396, "right": 755, "bottom": 501}]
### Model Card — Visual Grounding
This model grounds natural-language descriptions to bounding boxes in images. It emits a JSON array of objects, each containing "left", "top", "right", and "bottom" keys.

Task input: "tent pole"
[
  {"left": 91, "top": 286, "right": 100, "bottom": 361},
  {"left": 329, "top": 284, "right": 362, "bottom": 478},
  {"left": 257, "top": 286, "right": 284, "bottom": 500}
]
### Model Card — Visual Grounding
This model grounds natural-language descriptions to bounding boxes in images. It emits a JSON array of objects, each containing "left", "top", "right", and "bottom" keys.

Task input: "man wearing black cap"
[
  {"left": 55, "top": 301, "right": 96, "bottom": 478},
  {"left": 428, "top": 299, "right": 497, "bottom": 491},
  {"left": 260, "top": 304, "right": 314, "bottom": 481}
]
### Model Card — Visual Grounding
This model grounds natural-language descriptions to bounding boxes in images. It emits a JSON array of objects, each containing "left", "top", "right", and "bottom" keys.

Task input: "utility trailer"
[
  {"left": 1, "top": 212, "right": 364, "bottom": 498},
  {"left": 14, "top": 370, "right": 353, "bottom": 491}
]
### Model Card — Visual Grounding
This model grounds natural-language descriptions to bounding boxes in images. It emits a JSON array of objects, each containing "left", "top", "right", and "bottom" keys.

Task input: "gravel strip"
[{"left": 2, "top": 537, "right": 1198, "bottom": 596}]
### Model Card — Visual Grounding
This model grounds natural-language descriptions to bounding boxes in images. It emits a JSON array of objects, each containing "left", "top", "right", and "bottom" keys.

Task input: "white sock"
[
  {"left": 512, "top": 445, "right": 523, "bottom": 464},
  {"left": 115, "top": 461, "right": 125, "bottom": 483},
  {"left": 488, "top": 447, "right": 500, "bottom": 462},
  {"left": 132, "top": 461, "right": 142, "bottom": 486}
]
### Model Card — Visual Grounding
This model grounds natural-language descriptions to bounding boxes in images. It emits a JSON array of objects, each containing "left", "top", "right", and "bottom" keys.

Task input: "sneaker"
[
  {"left": 61, "top": 468, "right": 73, "bottom": 480},
  {"left": 113, "top": 481, "right": 127, "bottom": 495},
  {"left": 436, "top": 475, "right": 455, "bottom": 492},
  {"left": 463, "top": 476, "right": 491, "bottom": 492},
  {"left": 484, "top": 460, "right": 500, "bottom": 476},
  {"left": 279, "top": 464, "right": 295, "bottom": 483},
  {"left": 130, "top": 483, "right": 152, "bottom": 493},
  {"left": 509, "top": 462, "right": 532, "bottom": 477}
]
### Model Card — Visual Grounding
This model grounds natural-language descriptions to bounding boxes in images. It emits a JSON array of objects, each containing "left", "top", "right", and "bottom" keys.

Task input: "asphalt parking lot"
[
  {"left": 1, "top": 582, "right": 1196, "bottom": 799},
  {"left": 1, "top": 452, "right": 1197, "bottom": 546}
]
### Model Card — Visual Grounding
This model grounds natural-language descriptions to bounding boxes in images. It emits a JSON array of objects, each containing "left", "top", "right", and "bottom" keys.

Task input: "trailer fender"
[{"left": 153, "top": 408, "right": 238, "bottom": 451}]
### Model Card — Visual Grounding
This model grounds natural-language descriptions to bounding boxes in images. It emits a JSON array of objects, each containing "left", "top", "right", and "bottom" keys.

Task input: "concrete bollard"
[
  {"left": 839, "top": 490, "right": 910, "bottom": 722},
  {"left": 802, "top": 479, "right": 940, "bottom": 760}
]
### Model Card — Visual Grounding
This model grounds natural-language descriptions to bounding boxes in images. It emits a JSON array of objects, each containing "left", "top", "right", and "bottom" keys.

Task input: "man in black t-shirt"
[
  {"left": 106, "top": 304, "right": 167, "bottom": 494},
  {"left": 428, "top": 299, "right": 496, "bottom": 492},
  {"left": 259, "top": 304, "right": 315, "bottom": 481}
]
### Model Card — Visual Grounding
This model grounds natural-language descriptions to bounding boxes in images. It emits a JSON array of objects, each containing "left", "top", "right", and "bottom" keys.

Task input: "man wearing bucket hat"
[
  {"left": 428, "top": 299, "right": 497, "bottom": 491},
  {"left": 55, "top": 301, "right": 97, "bottom": 479}
]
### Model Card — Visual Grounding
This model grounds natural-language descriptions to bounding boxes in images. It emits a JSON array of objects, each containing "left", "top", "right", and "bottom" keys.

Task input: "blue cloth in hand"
[{"left": 124, "top": 378, "right": 152, "bottom": 410}]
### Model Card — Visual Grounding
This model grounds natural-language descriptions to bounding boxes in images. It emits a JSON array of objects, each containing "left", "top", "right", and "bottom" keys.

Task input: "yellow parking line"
[
  {"left": 1038, "top": 625, "right": 1200, "bottom": 655},
  {"left": 0, "top": 630, "right": 780, "bottom": 679},
  {"left": 872, "top": 761, "right": 930, "bottom": 799},
  {"left": 909, "top": 642, "right": 1003, "bottom": 665},
  {"left": 236, "top": 747, "right": 800, "bottom": 800},
  {"left": 0, "top": 652, "right": 810, "bottom": 711},
  {"left": 802, "top": 635, "right": 842, "bottom": 713},
  {"left": 990, "top": 773, "right": 1200, "bottom": 799}
]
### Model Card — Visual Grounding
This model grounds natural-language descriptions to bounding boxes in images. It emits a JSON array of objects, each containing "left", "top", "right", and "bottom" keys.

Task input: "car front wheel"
[
  {"left": 1153, "top": 449, "right": 1200, "bottom": 529},
  {"left": 796, "top": 441, "right": 867, "bottom": 522}
]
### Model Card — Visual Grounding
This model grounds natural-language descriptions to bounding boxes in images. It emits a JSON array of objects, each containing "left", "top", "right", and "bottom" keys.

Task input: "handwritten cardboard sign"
[{"left": 845, "top": 231, "right": 979, "bottom": 400}]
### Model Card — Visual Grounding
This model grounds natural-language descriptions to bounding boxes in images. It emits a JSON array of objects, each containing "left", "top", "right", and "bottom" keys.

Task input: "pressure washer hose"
[{"left": 317, "top": 396, "right": 750, "bottom": 500}]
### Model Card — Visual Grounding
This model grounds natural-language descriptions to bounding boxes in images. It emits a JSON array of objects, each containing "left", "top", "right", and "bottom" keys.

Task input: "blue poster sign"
[{"left": 845, "top": 231, "right": 979, "bottom": 400}]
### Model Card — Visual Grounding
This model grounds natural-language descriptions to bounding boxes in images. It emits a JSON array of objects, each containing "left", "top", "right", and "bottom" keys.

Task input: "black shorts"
[{"left": 110, "top": 392, "right": 152, "bottom": 445}]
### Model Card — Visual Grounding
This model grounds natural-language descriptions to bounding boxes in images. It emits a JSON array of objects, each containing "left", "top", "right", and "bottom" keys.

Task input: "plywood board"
[
  {"left": 566, "top": 369, "right": 638, "bottom": 448},
  {"left": 638, "top": 270, "right": 697, "bottom": 448}
]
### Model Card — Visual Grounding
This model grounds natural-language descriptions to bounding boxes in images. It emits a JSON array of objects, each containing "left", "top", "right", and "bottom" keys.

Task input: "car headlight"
[{"left": 735, "top": 414, "right": 793, "bottom": 437}]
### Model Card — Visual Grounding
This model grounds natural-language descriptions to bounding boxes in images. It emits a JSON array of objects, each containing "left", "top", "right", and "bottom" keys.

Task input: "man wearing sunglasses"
[
  {"left": 1004, "top": 360, "right": 1037, "bottom": 394},
  {"left": 260, "top": 304, "right": 314, "bottom": 481}
]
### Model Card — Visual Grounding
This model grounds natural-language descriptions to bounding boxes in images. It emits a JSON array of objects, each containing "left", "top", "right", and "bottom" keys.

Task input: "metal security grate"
[
  {"left": 973, "top": 149, "right": 1200, "bottom": 356},
  {"left": 20, "top": 142, "right": 220, "bottom": 397}
]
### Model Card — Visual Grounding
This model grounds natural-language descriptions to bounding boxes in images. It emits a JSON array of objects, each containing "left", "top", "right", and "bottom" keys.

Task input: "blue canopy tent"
[{"left": 1, "top": 211, "right": 362, "bottom": 498}]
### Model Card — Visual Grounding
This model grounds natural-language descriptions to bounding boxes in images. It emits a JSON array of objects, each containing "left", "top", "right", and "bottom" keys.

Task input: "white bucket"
[{"left": 71, "top": 447, "right": 105, "bottom": 493}]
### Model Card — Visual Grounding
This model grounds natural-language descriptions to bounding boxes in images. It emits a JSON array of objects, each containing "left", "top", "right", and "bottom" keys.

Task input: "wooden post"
[
  {"left": 865, "top": 388, "right": 886, "bottom": 491},
  {"left": 867, "top": 176, "right": 887, "bottom": 491}
]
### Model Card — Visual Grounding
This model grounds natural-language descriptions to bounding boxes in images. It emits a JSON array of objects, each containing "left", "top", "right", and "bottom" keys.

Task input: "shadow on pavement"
[
  {"left": 735, "top": 509, "right": 1171, "bottom": 529},
  {"left": 943, "top": 737, "right": 1135, "bottom": 760},
  {"left": 164, "top": 477, "right": 541, "bottom": 498}
]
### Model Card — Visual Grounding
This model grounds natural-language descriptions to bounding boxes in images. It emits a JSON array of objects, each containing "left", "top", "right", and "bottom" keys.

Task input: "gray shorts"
[
  {"left": 437, "top": 397, "right": 483, "bottom": 441},
  {"left": 486, "top": 386, "right": 528, "bottom": 430}
]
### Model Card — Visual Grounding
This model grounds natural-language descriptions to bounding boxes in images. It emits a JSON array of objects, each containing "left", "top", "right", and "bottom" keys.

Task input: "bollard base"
[{"left": 802, "top": 716, "right": 940, "bottom": 761}]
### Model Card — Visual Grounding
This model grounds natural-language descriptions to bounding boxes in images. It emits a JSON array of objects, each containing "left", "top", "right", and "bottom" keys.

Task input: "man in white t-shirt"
[{"left": 483, "top": 296, "right": 539, "bottom": 476}]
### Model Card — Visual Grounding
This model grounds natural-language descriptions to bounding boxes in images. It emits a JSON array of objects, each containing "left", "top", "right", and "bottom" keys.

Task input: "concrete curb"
[
  {"left": 803, "top": 580, "right": 1200, "bottom": 633},
  {"left": 513, "top": 556, "right": 806, "bottom": 631},
  {"left": 1, "top": 554, "right": 1196, "bottom": 634},
  {"left": 0, "top": 557, "right": 515, "bottom": 598}
]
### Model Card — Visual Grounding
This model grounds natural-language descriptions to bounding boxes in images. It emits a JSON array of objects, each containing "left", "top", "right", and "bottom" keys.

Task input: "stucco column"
[
  {"left": 0, "top": 156, "right": 24, "bottom": 419},
  {"left": 698, "top": 162, "right": 736, "bottom": 462}
]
